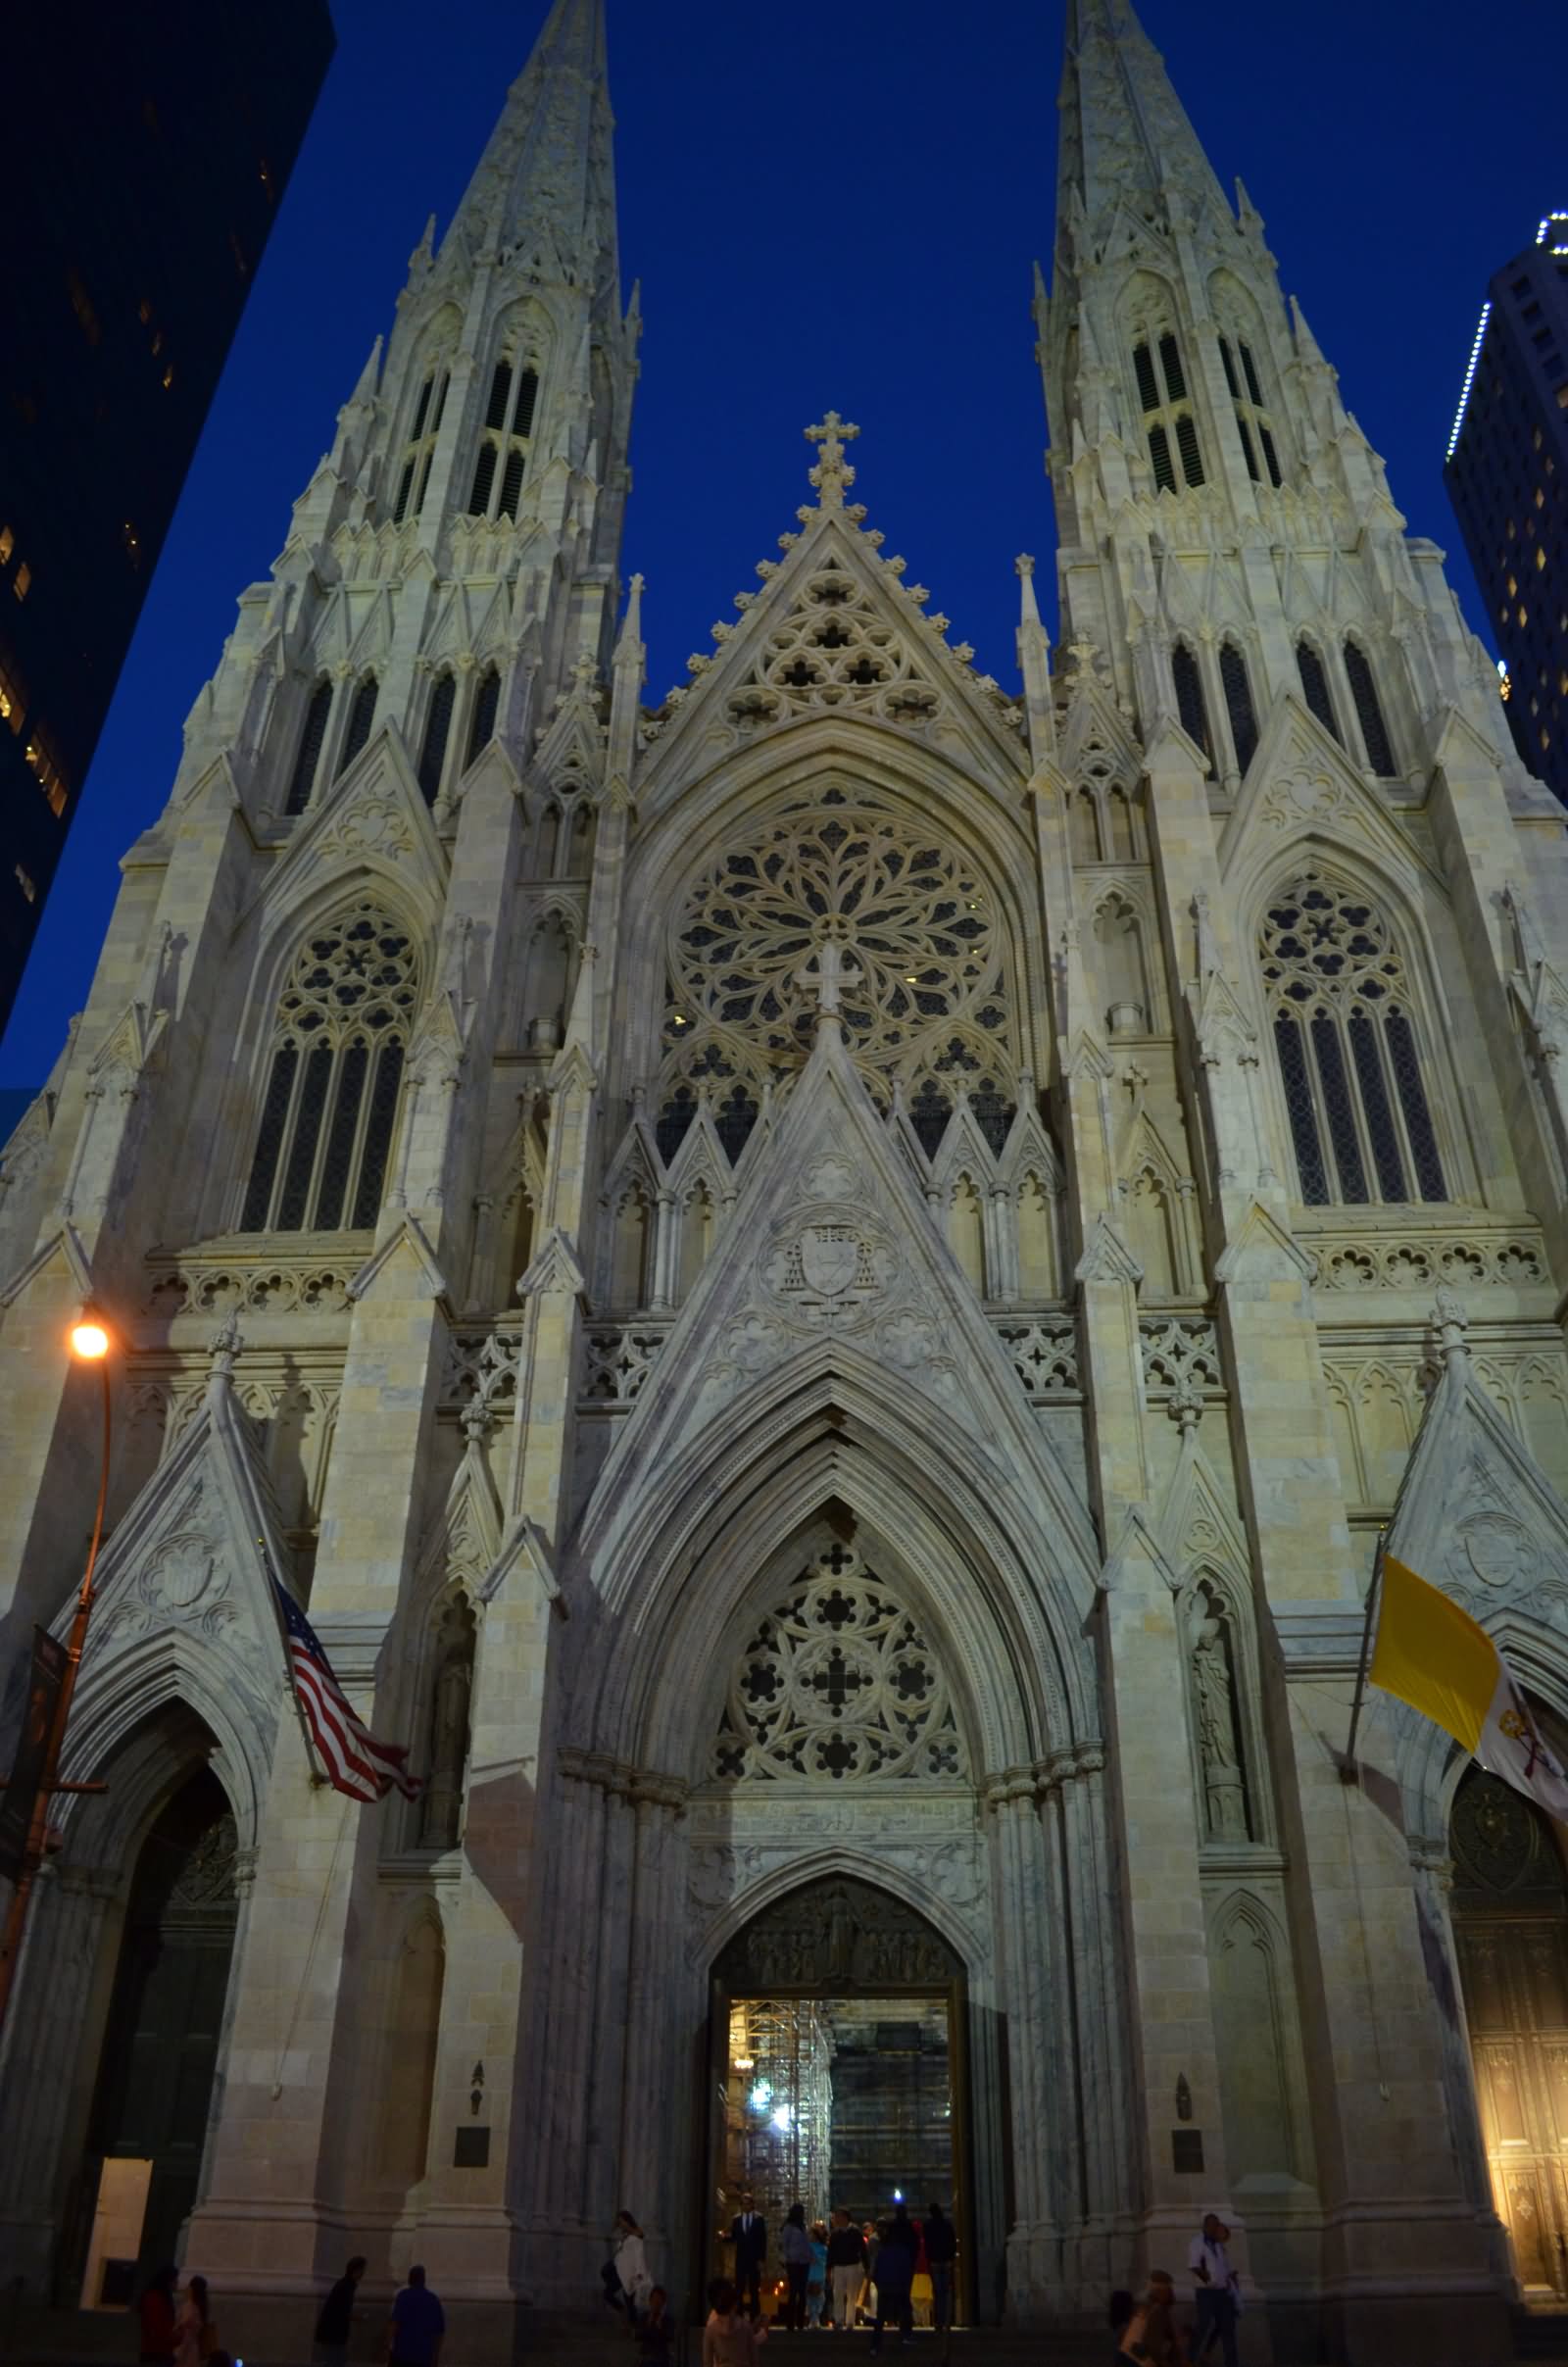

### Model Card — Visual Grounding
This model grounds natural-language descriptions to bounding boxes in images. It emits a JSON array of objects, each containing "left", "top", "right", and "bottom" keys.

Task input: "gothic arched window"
[
  {"left": 240, "top": 898, "right": 418, "bottom": 1233},
  {"left": 657, "top": 787, "right": 1019, "bottom": 1162},
  {"left": 467, "top": 666, "right": 501, "bottom": 764},
  {"left": 1134, "top": 330, "right": 1204, "bottom": 491},
  {"left": 710, "top": 1541, "right": 966, "bottom": 1784},
  {"left": 1219, "top": 641, "right": 1258, "bottom": 776},
  {"left": 1343, "top": 639, "right": 1398, "bottom": 778},
  {"left": 1295, "top": 640, "right": 1340, "bottom": 743},
  {"left": 1171, "top": 641, "right": 1212, "bottom": 766},
  {"left": 417, "top": 670, "right": 455, "bottom": 807},
  {"left": 468, "top": 350, "right": 541, "bottom": 521},
  {"left": 336, "top": 673, "right": 378, "bottom": 777},
  {"left": 284, "top": 677, "right": 332, "bottom": 817},
  {"left": 391, "top": 362, "right": 450, "bottom": 525},
  {"left": 1218, "top": 335, "right": 1283, "bottom": 488},
  {"left": 1259, "top": 870, "right": 1447, "bottom": 1208}
]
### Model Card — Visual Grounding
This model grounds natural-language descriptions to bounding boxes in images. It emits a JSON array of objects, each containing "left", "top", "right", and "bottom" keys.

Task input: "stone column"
[
  {"left": 0, "top": 1861, "right": 123, "bottom": 2293},
  {"left": 1054, "top": 1744, "right": 1131, "bottom": 2293},
  {"left": 1098, "top": 1523, "right": 1234, "bottom": 2269},
  {"left": 615, "top": 1780, "right": 686, "bottom": 2268},
  {"left": 987, "top": 1769, "right": 1060, "bottom": 2318}
]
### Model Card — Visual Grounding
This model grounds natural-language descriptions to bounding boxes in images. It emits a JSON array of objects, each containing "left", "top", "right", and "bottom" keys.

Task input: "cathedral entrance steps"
[
  {"left": 516, "top": 2321, "right": 1114, "bottom": 2366},
  {"left": 1513, "top": 2311, "right": 1568, "bottom": 2358}
]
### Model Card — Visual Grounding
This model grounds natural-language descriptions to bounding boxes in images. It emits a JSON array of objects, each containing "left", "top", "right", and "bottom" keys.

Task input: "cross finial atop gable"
[{"left": 805, "top": 411, "right": 860, "bottom": 508}]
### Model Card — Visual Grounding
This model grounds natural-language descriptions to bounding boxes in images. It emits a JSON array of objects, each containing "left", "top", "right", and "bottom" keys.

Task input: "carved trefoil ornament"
[{"left": 711, "top": 1544, "right": 967, "bottom": 1785}]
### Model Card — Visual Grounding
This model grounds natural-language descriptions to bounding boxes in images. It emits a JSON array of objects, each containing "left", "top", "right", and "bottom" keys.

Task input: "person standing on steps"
[
  {"left": 781, "top": 2203, "right": 812, "bottom": 2329},
  {"left": 826, "top": 2209, "right": 864, "bottom": 2329},
  {"left": 386, "top": 2263, "right": 445, "bottom": 2367},
  {"left": 922, "top": 2201, "right": 956, "bottom": 2334},
  {"left": 728, "top": 2191, "right": 767, "bottom": 2318},
  {"left": 314, "top": 2255, "right": 366, "bottom": 2367},
  {"left": 138, "top": 2266, "right": 178, "bottom": 2367},
  {"left": 869, "top": 2203, "right": 918, "bottom": 2352},
  {"left": 704, "top": 2277, "right": 764, "bottom": 2366},
  {"left": 1189, "top": 2213, "right": 1240, "bottom": 2367}
]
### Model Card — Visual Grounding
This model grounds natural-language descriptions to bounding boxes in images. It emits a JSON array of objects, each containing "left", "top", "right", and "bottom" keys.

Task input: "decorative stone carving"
[
  {"left": 1308, "top": 1230, "right": 1546, "bottom": 1292},
  {"left": 657, "top": 787, "right": 1016, "bottom": 1158},
  {"left": 579, "top": 1324, "right": 667, "bottom": 1406},
  {"left": 440, "top": 1325, "right": 522, "bottom": 1411},
  {"left": 994, "top": 1318, "right": 1081, "bottom": 1402},
  {"left": 1189, "top": 1602, "right": 1250, "bottom": 1842},
  {"left": 147, "top": 1256, "right": 358, "bottom": 1316},
  {"left": 711, "top": 1544, "right": 967, "bottom": 1785},
  {"left": 1140, "top": 1315, "right": 1223, "bottom": 1398},
  {"left": 713, "top": 1875, "right": 961, "bottom": 1991},
  {"left": 758, "top": 1205, "right": 896, "bottom": 1332}
]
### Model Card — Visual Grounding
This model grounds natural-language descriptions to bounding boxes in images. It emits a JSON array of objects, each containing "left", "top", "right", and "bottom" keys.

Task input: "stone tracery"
[
  {"left": 658, "top": 788, "right": 1016, "bottom": 1159},
  {"left": 710, "top": 1544, "right": 967, "bottom": 1785}
]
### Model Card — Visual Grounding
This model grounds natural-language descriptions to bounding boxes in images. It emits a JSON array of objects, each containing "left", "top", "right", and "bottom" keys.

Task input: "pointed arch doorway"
[
  {"left": 704, "top": 1876, "right": 975, "bottom": 2327},
  {"left": 74, "top": 1770, "right": 239, "bottom": 2305}
]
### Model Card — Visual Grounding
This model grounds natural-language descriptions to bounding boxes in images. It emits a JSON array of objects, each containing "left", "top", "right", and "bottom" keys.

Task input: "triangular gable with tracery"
[
  {"left": 635, "top": 415, "right": 1028, "bottom": 805},
  {"left": 575, "top": 1010, "right": 1101, "bottom": 1585}
]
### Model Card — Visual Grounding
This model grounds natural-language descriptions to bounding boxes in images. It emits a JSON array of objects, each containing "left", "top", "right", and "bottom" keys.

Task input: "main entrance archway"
[
  {"left": 704, "top": 1876, "right": 974, "bottom": 2325},
  {"left": 74, "top": 1770, "right": 239, "bottom": 2304},
  {"left": 1451, "top": 1764, "right": 1568, "bottom": 2302}
]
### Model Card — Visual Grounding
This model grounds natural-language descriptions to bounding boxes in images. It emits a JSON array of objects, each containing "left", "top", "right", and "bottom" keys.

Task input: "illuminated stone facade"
[{"left": 3, "top": 3, "right": 1568, "bottom": 2361}]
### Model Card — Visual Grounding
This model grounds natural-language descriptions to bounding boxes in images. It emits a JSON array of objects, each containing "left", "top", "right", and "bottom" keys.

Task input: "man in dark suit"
[{"left": 728, "top": 2191, "right": 767, "bottom": 2314}]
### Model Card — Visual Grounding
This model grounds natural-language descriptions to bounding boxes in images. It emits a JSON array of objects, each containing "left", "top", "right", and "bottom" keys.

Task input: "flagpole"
[
  {"left": 1342, "top": 1529, "right": 1387, "bottom": 1776},
  {"left": 254, "top": 1531, "right": 330, "bottom": 1789},
  {"left": 1342, "top": 1402, "right": 1429, "bottom": 1775}
]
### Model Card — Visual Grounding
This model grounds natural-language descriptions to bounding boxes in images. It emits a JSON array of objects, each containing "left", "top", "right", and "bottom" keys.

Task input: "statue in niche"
[
  {"left": 1190, "top": 1602, "right": 1250, "bottom": 1842},
  {"left": 420, "top": 1595, "right": 476, "bottom": 1849}
]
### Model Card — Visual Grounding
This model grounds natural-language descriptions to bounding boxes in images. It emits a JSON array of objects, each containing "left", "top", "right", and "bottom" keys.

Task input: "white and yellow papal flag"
[{"left": 1370, "top": 1555, "right": 1568, "bottom": 1821}]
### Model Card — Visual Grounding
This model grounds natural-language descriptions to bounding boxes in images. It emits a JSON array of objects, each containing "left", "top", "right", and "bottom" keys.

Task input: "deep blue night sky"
[{"left": 4, "top": 0, "right": 1564, "bottom": 1089}]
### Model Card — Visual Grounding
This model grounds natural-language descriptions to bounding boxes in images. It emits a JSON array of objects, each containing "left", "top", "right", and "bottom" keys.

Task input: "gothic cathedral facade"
[{"left": 3, "top": 4, "right": 1568, "bottom": 2362}]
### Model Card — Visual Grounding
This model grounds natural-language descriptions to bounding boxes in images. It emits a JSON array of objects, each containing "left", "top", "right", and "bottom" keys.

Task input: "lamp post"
[{"left": 0, "top": 1310, "right": 114, "bottom": 2041}]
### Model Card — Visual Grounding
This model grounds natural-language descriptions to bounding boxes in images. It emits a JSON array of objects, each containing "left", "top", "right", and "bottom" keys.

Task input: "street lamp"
[{"left": 0, "top": 1307, "right": 114, "bottom": 2039}]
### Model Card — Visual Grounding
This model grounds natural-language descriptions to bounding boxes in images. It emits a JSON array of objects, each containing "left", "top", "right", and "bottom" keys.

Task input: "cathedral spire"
[
  {"left": 445, "top": 0, "right": 616, "bottom": 296},
  {"left": 1056, "top": 0, "right": 1231, "bottom": 245}
]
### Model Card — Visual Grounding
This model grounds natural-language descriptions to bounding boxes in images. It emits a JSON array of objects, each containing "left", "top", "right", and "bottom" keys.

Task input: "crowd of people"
[
  {"left": 695, "top": 2194, "right": 957, "bottom": 2354},
  {"left": 136, "top": 2200, "right": 1240, "bottom": 2364}
]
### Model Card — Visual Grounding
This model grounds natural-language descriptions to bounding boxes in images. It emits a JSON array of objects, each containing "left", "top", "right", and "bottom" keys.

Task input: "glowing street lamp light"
[{"left": 0, "top": 1309, "right": 115, "bottom": 2036}]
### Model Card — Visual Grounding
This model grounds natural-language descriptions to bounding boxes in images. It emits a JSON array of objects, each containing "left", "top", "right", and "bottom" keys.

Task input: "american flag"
[{"left": 271, "top": 1575, "right": 422, "bottom": 1804}]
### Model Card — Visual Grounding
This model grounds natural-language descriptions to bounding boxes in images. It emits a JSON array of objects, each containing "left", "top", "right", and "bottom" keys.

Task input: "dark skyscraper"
[
  {"left": 1444, "top": 212, "right": 1568, "bottom": 805},
  {"left": 0, "top": 2, "right": 335, "bottom": 1031}
]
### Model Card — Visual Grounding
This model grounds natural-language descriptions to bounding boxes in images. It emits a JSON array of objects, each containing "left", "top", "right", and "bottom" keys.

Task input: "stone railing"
[
  {"left": 145, "top": 1242, "right": 364, "bottom": 1318},
  {"left": 992, "top": 1316, "right": 1081, "bottom": 1404}
]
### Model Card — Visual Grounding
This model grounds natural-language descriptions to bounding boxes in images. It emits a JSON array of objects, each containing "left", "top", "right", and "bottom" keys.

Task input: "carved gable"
[{"left": 579, "top": 1019, "right": 1099, "bottom": 1571}]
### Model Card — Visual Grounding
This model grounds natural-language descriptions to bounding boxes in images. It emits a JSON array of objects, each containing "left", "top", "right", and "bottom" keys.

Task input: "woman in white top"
[
  {"left": 703, "top": 2277, "right": 764, "bottom": 2366},
  {"left": 612, "top": 2210, "right": 653, "bottom": 2328}
]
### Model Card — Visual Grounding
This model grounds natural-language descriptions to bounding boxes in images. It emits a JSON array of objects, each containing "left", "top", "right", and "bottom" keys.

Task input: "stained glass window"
[
  {"left": 1259, "top": 872, "right": 1447, "bottom": 1207},
  {"left": 1344, "top": 639, "right": 1398, "bottom": 777},
  {"left": 336, "top": 674, "right": 378, "bottom": 777},
  {"left": 1296, "top": 641, "right": 1339, "bottom": 742},
  {"left": 1219, "top": 642, "right": 1258, "bottom": 775},
  {"left": 1172, "top": 641, "right": 1211, "bottom": 764},
  {"left": 657, "top": 789, "right": 1017, "bottom": 1162},
  {"left": 466, "top": 666, "right": 501, "bottom": 764},
  {"left": 239, "top": 899, "right": 418, "bottom": 1232},
  {"left": 418, "top": 671, "right": 456, "bottom": 807},
  {"left": 283, "top": 678, "right": 332, "bottom": 816}
]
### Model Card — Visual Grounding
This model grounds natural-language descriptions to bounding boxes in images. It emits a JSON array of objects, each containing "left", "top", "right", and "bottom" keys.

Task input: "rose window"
[
  {"left": 710, "top": 1544, "right": 967, "bottom": 1784},
  {"left": 659, "top": 787, "right": 1016, "bottom": 1161}
]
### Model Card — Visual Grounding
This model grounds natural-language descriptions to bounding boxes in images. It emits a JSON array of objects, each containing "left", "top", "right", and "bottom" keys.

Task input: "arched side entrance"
[
  {"left": 1450, "top": 1765, "right": 1568, "bottom": 2302},
  {"left": 74, "top": 1769, "right": 239, "bottom": 2303},
  {"left": 704, "top": 1876, "right": 974, "bottom": 2326}
]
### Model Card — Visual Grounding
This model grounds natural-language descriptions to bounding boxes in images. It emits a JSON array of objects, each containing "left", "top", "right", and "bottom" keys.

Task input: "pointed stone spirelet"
[
  {"left": 1058, "top": 0, "right": 1232, "bottom": 240},
  {"left": 443, "top": 0, "right": 616, "bottom": 288},
  {"left": 804, "top": 411, "right": 860, "bottom": 509}
]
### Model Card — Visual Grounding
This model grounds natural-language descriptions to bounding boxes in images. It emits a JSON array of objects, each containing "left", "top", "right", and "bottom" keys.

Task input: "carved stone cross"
[
  {"left": 805, "top": 411, "right": 860, "bottom": 508},
  {"left": 796, "top": 928, "right": 859, "bottom": 1018}
]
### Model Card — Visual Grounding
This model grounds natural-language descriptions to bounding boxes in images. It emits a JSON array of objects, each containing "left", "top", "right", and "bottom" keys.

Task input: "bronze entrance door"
[
  {"left": 703, "top": 1876, "right": 973, "bottom": 2326},
  {"left": 74, "top": 1771, "right": 240, "bottom": 2302},
  {"left": 1451, "top": 1767, "right": 1568, "bottom": 2302}
]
